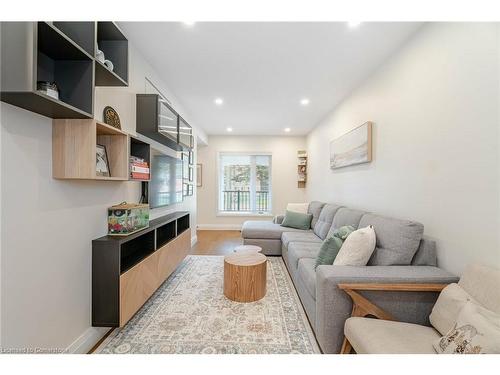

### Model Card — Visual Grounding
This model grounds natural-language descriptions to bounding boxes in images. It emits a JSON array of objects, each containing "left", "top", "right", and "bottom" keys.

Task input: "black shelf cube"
[{"left": 96, "top": 22, "right": 128, "bottom": 86}]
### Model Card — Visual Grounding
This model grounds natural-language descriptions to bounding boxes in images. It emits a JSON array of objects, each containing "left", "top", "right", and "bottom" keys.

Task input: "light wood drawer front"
[
  {"left": 119, "top": 251, "right": 160, "bottom": 326},
  {"left": 119, "top": 229, "right": 191, "bottom": 326},
  {"left": 157, "top": 229, "right": 191, "bottom": 281}
]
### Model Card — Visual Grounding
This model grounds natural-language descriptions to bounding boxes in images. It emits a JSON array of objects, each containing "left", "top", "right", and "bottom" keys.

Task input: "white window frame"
[{"left": 216, "top": 152, "right": 273, "bottom": 216}]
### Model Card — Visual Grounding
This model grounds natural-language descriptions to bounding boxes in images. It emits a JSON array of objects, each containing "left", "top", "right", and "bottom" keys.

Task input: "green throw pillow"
[
  {"left": 281, "top": 210, "right": 313, "bottom": 230},
  {"left": 315, "top": 225, "right": 355, "bottom": 269}
]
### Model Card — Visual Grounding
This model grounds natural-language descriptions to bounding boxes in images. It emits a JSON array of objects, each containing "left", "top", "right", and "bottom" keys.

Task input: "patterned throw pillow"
[{"left": 434, "top": 301, "right": 500, "bottom": 354}]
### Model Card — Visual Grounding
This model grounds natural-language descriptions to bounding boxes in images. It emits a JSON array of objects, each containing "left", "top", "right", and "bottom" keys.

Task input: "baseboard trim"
[
  {"left": 65, "top": 326, "right": 111, "bottom": 354},
  {"left": 191, "top": 235, "right": 198, "bottom": 246},
  {"left": 196, "top": 224, "right": 242, "bottom": 231}
]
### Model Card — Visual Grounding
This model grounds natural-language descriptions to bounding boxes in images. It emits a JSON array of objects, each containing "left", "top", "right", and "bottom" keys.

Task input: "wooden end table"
[{"left": 223, "top": 252, "right": 267, "bottom": 302}]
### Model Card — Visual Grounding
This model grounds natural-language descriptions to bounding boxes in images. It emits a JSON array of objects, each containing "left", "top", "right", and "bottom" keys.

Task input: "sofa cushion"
[
  {"left": 281, "top": 231, "right": 321, "bottom": 249},
  {"left": 308, "top": 201, "right": 325, "bottom": 229},
  {"left": 333, "top": 225, "right": 376, "bottom": 266},
  {"left": 359, "top": 213, "right": 424, "bottom": 266},
  {"left": 297, "top": 258, "right": 317, "bottom": 299},
  {"left": 313, "top": 204, "right": 343, "bottom": 240},
  {"left": 429, "top": 283, "right": 476, "bottom": 335},
  {"left": 281, "top": 210, "right": 313, "bottom": 230},
  {"left": 433, "top": 301, "right": 500, "bottom": 354},
  {"left": 327, "top": 207, "right": 366, "bottom": 237},
  {"left": 315, "top": 225, "right": 355, "bottom": 269},
  {"left": 286, "top": 203, "right": 309, "bottom": 214},
  {"left": 345, "top": 317, "right": 439, "bottom": 354},
  {"left": 411, "top": 238, "right": 437, "bottom": 266},
  {"left": 287, "top": 242, "right": 322, "bottom": 270},
  {"left": 241, "top": 220, "right": 307, "bottom": 240}
]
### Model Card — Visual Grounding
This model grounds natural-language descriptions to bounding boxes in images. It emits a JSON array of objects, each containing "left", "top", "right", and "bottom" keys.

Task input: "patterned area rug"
[{"left": 95, "top": 255, "right": 320, "bottom": 354}]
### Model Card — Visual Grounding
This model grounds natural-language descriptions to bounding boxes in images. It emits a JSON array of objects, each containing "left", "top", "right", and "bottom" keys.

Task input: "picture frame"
[
  {"left": 196, "top": 164, "right": 202, "bottom": 187},
  {"left": 182, "top": 152, "right": 189, "bottom": 180},
  {"left": 96, "top": 144, "right": 110, "bottom": 177},
  {"left": 329, "top": 122, "right": 373, "bottom": 169},
  {"left": 188, "top": 166, "right": 194, "bottom": 182}
]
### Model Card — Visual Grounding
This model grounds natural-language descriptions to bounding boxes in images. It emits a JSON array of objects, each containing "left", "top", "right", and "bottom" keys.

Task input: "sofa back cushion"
[
  {"left": 359, "top": 213, "right": 424, "bottom": 265},
  {"left": 458, "top": 264, "right": 500, "bottom": 314},
  {"left": 313, "top": 204, "right": 343, "bottom": 239},
  {"left": 308, "top": 201, "right": 326, "bottom": 229},
  {"left": 411, "top": 238, "right": 437, "bottom": 266},
  {"left": 326, "top": 207, "right": 366, "bottom": 238}
]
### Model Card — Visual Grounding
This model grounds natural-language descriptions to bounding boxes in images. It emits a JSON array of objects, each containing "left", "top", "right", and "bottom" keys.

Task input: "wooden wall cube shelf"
[{"left": 52, "top": 119, "right": 129, "bottom": 180}]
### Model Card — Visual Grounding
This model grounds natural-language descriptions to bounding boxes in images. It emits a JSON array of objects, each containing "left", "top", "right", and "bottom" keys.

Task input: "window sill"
[{"left": 216, "top": 212, "right": 274, "bottom": 218}]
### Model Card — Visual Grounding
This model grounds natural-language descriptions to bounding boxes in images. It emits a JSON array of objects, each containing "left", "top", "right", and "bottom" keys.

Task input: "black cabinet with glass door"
[{"left": 136, "top": 94, "right": 194, "bottom": 151}]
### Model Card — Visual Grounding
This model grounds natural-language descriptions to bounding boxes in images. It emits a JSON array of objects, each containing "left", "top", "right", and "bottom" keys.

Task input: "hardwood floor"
[{"left": 191, "top": 230, "right": 243, "bottom": 255}]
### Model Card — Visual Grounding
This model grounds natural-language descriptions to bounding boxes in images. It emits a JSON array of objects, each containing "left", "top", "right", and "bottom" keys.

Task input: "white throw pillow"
[
  {"left": 333, "top": 225, "right": 376, "bottom": 266},
  {"left": 286, "top": 203, "right": 309, "bottom": 214},
  {"left": 429, "top": 283, "right": 476, "bottom": 335},
  {"left": 433, "top": 301, "right": 500, "bottom": 354}
]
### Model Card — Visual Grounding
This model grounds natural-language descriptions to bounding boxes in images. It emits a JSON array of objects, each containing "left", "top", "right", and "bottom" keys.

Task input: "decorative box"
[{"left": 108, "top": 202, "right": 149, "bottom": 236}]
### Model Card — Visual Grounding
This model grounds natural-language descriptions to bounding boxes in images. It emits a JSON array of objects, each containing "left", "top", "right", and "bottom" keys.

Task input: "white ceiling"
[{"left": 120, "top": 22, "right": 422, "bottom": 136}]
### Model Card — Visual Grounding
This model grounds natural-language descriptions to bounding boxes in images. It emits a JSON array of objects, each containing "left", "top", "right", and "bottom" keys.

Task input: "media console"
[{"left": 92, "top": 212, "right": 191, "bottom": 327}]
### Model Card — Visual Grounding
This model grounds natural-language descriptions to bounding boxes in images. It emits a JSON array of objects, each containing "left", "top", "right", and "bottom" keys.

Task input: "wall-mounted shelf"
[
  {"left": 297, "top": 150, "right": 307, "bottom": 188},
  {"left": 95, "top": 22, "right": 128, "bottom": 86},
  {"left": 52, "top": 119, "right": 129, "bottom": 180},
  {"left": 92, "top": 211, "right": 191, "bottom": 327},
  {"left": 129, "top": 136, "right": 151, "bottom": 181},
  {"left": 1, "top": 22, "right": 95, "bottom": 118},
  {"left": 95, "top": 60, "right": 128, "bottom": 87},
  {"left": 1, "top": 21, "right": 129, "bottom": 119}
]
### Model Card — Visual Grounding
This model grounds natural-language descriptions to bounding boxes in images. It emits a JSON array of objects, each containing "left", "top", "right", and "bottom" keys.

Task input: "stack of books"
[{"left": 130, "top": 156, "right": 150, "bottom": 180}]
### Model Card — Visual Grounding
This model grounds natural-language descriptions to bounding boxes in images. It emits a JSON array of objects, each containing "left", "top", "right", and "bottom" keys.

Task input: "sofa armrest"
[
  {"left": 273, "top": 214, "right": 285, "bottom": 224},
  {"left": 338, "top": 283, "right": 448, "bottom": 292},
  {"left": 315, "top": 265, "right": 458, "bottom": 353}
]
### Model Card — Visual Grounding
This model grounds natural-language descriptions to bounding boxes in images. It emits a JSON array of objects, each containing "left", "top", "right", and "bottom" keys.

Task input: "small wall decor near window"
[
  {"left": 330, "top": 122, "right": 373, "bottom": 169},
  {"left": 297, "top": 150, "right": 307, "bottom": 188}
]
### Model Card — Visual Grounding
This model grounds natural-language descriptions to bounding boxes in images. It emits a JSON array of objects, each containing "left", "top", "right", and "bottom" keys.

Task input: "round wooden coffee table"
[{"left": 223, "top": 252, "right": 267, "bottom": 302}]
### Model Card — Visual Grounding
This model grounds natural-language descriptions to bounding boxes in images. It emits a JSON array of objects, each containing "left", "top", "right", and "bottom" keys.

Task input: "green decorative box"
[{"left": 108, "top": 202, "right": 149, "bottom": 236}]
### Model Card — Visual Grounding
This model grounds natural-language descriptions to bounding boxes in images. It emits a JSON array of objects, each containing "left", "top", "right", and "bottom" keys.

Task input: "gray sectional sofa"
[{"left": 241, "top": 201, "right": 458, "bottom": 353}]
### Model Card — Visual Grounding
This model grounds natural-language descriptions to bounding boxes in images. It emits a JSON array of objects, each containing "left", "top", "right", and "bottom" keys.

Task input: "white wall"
[
  {"left": 306, "top": 23, "right": 500, "bottom": 276},
  {"left": 197, "top": 135, "right": 307, "bottom": 229},
  {"left": 0, "top": 42, "right": 203, "bottom": 352}
]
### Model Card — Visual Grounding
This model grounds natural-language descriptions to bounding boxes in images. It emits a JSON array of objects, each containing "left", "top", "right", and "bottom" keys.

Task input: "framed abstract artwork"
[{"left": 330, "top": 122, "right": 372, "bottom": 169}]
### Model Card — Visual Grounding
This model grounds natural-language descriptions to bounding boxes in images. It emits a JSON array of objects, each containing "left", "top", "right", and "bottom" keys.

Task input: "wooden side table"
[{"left": 224, "top": 252, "right": 267, "bottom": 302}]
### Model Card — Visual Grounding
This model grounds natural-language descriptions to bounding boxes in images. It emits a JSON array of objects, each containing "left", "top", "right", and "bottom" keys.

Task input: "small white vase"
[
  {"left": 104, "top": 59, "right": 114, "bottom": 71},
  {"left": 96, "top": 49, "right": 105, "bottom": 63}
]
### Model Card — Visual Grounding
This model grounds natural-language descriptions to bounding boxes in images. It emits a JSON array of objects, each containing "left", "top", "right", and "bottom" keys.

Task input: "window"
[{"left": 218, "top": 153, "right": 272, "bottom": 214}]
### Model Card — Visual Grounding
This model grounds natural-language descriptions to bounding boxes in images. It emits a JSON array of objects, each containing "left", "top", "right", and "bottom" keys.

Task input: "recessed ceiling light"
[
  {"left": 284, "top": 128, "right": 291, "bottom": 132},
  {"left": 347, "top": 21, "right": 361, "bottom": 28},
  {"left": 214, "top": 98, "right": 224, "bottom": 106},
  {"left": 300, "top": 98, "right": 310, "bottom": 106},
  {"left": 226, "top": 127, "right": 233, "bottom": 132},
  {"left": 183, "top": 21, "right": 196, "bottom": 27}
]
